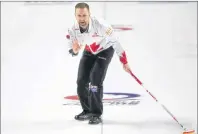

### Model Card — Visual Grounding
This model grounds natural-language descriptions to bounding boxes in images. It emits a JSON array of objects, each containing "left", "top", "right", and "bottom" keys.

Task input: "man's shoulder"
[
  {"left": 91, "top": 16, "right": 110, "bottom": 27},
  {"left": 91, "top": 16, "right": 106, "bottom": 24}
]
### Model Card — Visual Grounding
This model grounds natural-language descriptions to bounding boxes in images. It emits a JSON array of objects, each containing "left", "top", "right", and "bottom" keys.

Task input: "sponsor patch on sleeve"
[{"left": 105, "top": 27, "right": 113, "bottom": 35}]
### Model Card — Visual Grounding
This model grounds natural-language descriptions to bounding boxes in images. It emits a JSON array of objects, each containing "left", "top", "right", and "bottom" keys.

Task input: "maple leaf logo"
[{"left": 89, "top": 42, "right": 103, "bottom": 52}]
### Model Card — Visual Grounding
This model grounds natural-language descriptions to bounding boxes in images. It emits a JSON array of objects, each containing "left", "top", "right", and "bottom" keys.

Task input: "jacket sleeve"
[
  {"left": 66, "top": 27, "right": 78, "bottom": 56},
  {"left": 96, "top": 18, "right": 128, "bottom": 64}
]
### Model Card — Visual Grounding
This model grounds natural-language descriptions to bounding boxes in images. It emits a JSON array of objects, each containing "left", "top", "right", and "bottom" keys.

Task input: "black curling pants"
[{"left": 76, "top": 46, "right": 114, "bottom": 117}]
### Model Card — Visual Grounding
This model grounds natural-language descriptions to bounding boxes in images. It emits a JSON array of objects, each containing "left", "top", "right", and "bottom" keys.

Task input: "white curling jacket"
[{"left": 66, "top": 16, "right": 128, "bottom": 64}]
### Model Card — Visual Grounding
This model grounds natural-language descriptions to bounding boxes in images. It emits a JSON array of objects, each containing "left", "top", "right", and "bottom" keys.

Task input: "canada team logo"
[{"left": 63, "top": 92, "right": 141, "bottom": 106}]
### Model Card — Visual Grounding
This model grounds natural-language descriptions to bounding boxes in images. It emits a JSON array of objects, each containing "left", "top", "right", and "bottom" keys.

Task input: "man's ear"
[{"left": 89, "top": 11, "right": 91, "bottom": 16}]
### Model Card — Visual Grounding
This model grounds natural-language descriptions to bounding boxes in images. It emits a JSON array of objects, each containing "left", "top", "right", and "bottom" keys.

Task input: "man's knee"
[
  {"left": 77, "top": 79, "right": 91, "bottom": 98},
  {"left": 77, "top": 75, "right": 88, "bottom": 85}
]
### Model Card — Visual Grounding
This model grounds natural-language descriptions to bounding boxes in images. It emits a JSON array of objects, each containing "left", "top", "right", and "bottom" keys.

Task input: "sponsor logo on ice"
[{"left": 63, "top": 92, "right": 141, "bottom": 106}]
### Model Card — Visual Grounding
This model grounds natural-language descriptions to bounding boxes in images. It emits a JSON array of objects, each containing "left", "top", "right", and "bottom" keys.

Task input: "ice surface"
[{"left": 1, "top": 2, "right": 197, "bottom": 134}]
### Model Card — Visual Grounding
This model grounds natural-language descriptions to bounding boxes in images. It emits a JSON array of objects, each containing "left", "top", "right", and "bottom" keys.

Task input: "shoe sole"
[
  {"left": 88, "top": 122, "right": 101, "bottom": 125},
  {"left": 75, "top": 117, "right": 92, "bottom": 121},
  {"left": 88, "top": 119, "right": 102, "bottom": 125}
]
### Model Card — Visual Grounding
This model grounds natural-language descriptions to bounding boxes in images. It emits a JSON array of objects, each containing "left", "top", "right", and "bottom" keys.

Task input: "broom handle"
[{"left": 129, "top": 71, "right": 186, "bottom": 130}]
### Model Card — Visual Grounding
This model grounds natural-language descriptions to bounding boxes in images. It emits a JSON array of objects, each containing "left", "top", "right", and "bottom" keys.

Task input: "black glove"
[{"left": 69, "top": 49, "right": 78, "bottom": 56}]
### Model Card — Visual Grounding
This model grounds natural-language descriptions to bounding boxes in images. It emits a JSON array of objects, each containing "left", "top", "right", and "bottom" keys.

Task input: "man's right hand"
[{"left": 72, "top": 40, "right": 83, "bottom": 54}]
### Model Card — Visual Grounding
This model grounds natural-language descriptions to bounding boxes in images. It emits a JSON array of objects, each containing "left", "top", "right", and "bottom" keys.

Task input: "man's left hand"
[{"left": 123, "top": 63, "right": 131, "bottom": 73}]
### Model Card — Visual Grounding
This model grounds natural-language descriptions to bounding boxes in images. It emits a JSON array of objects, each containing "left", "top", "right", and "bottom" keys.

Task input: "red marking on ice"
[
  {"left": 64, "top": 96, "right": 113, "bottom": 100},
  {"left": 64, "top": 96, "right": 78, "bottom": 100},
  {"left": 114, "top": 27, "right": 133, "bottom": 30}
]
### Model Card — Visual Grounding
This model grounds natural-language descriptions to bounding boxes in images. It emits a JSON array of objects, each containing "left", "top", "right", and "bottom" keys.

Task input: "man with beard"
[{"left": 66, "top": 2, "right": 131, "bottom": 125}]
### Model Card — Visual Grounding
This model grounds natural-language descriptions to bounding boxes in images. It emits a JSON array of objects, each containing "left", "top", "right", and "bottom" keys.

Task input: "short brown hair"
[{"left": 75, "top": 2, "right": 89, "bottom": 11}]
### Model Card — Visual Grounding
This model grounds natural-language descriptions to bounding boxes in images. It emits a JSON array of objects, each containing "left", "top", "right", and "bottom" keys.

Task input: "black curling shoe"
[
  {"left": 74, "top": 111, "right": 92, "bottom": 121},
  {"left": 88, "top": 116, "right": 102, "bottom": 124}
]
